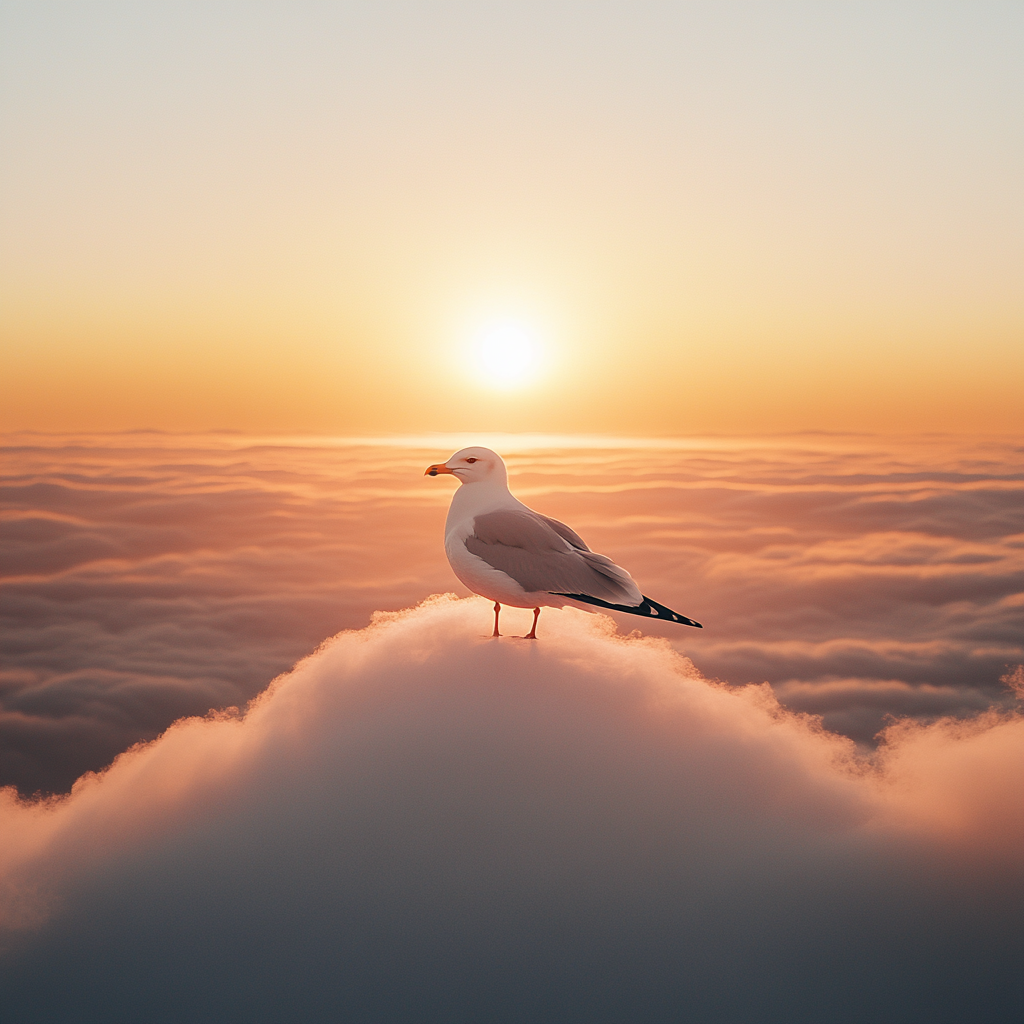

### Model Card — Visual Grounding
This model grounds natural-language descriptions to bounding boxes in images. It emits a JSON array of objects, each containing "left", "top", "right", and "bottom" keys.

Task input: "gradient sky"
[{"left": 1, "top": 2, "right": 1022, "bottom": 434}]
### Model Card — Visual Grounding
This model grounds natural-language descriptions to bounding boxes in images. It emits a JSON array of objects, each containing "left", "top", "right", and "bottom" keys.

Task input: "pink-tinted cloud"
[
  {"left": 1, "top": 432, "right": 1021, "bottom": 793},
  {"left": 0, "top": 598, "right": 1020, "bottom": 1021}
]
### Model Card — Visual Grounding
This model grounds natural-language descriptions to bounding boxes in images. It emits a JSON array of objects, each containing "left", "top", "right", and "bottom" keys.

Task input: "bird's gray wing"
[
  {"left": 465, "top": 510, "right": 642, "bottom": 604},
  {"left": 535, "top": 513, "right": 590, "bottom": 550}
]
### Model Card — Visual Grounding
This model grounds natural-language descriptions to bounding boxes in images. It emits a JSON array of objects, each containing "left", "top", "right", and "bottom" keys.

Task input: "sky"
[{"left": 2, "top": 1, "right": 1022, "bottom": 434}]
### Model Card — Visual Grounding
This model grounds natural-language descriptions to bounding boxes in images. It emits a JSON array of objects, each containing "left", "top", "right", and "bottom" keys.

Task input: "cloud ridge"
[{"left": 1, "top": 597, "right": 1021, "bottom": 1023}]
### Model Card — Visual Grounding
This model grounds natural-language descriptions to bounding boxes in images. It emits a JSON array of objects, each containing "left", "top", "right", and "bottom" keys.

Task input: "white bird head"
[{"left": 425, "top": 447, "right": 507, "bottom": 486}]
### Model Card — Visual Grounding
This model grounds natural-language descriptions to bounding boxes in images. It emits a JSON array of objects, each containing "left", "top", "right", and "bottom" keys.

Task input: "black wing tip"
[
  {"left": 646, "top": 601, "right": 702, "bottom": 628},
  {"left": 554, "top": 593, "right": 703, "bottom": 628}
]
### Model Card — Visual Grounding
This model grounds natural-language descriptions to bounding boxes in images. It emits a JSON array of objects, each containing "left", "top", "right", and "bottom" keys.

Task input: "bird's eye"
[{"left": 466, "top": 458, "right": 478, "bottom": 463}]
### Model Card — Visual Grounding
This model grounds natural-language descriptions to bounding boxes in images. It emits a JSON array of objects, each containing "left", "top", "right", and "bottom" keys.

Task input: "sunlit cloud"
[{"left": 1, "top": 432, "right": 1021, "bottom": 794}]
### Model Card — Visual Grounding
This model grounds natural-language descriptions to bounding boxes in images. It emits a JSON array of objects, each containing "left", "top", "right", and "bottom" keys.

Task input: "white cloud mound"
[{"left": 1, "top": 597, "right": 1021, "bottom": 1023}]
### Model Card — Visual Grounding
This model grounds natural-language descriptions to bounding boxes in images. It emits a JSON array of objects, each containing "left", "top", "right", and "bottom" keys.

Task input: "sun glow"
[{"left": 471, "top": 322, "right": 543, "bottom": 390}]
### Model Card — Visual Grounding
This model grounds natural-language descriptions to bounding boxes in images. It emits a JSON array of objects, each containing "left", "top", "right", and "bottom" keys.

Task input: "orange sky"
[{"left": 1, "top": 4, "right": 1021, "bottom": 435}]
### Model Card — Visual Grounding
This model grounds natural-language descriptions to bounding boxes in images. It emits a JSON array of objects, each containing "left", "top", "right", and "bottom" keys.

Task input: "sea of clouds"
[
  {"left": 2, "top": 432, "right": 1021, "bottom": 795},
  {"left": 0, "top": 596, "right": 1020, "bottom": 1022},
  {"left": 1, "top": 432, "right": 1022, "bottom": 1020}
]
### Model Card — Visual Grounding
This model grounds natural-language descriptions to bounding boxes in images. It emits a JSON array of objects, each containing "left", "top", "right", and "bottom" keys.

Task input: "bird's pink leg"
[
  {"left": 491, "top": 601, "right": 502, "bottom": 638},
  {"left": 523, "top": 607, "right": 541, "bottom": 640}
]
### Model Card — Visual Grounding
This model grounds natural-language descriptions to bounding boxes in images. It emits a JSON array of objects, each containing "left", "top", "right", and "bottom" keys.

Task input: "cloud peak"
[{"left": 1, "top": 597, "right": 1021, "bottom": 1022}]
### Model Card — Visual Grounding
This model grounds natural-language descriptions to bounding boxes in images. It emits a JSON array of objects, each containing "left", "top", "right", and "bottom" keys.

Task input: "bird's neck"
[{"left": 446, "top": 481, "right": 521, "bottom": 534}]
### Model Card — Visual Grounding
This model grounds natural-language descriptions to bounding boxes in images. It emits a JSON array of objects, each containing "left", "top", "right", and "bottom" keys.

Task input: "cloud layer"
[
  {"left": 2, "top": 432, "right": 1021, "bottom": 795},
  {"left": 1, "top": 597, "right": 1021, "bottom": 1023}
]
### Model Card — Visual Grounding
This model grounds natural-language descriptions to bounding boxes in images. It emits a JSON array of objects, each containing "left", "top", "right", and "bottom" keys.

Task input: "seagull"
[{"left": 425, "top": 446, "right": 702, "bottom": 638}]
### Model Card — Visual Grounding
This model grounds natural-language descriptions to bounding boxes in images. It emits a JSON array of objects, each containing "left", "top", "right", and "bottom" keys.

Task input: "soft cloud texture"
[
  {"left": 2, "top": 432, "right": 1021, "bottom": 794},
  {"left": 0, "top": 597, "right": 1020, "bottom": 1023}
]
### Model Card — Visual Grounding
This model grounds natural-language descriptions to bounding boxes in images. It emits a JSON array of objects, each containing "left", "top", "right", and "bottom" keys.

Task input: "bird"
[{"left": 425, "top": 446, "right": 702, "bottom": 639}]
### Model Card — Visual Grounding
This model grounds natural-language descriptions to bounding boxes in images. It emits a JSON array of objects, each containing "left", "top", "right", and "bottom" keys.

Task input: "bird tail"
[{"left": 554, "top": 593, "right": 702, "bottom": 628}]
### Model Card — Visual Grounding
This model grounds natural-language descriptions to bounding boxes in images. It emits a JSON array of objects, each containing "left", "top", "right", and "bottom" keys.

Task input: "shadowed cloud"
[{"left": 0, "top": 597, "right": 1020, "bottom": 1023}]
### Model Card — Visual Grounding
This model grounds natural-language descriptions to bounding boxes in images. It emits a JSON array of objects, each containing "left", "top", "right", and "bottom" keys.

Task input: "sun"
[{"left": 471, "top": 322, "right": 543, "bottom": 390}]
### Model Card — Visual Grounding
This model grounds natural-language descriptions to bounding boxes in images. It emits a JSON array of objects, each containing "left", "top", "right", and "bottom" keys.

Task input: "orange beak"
[{"left": 424, "top": 463, "right": 455, "bottom": 477}]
